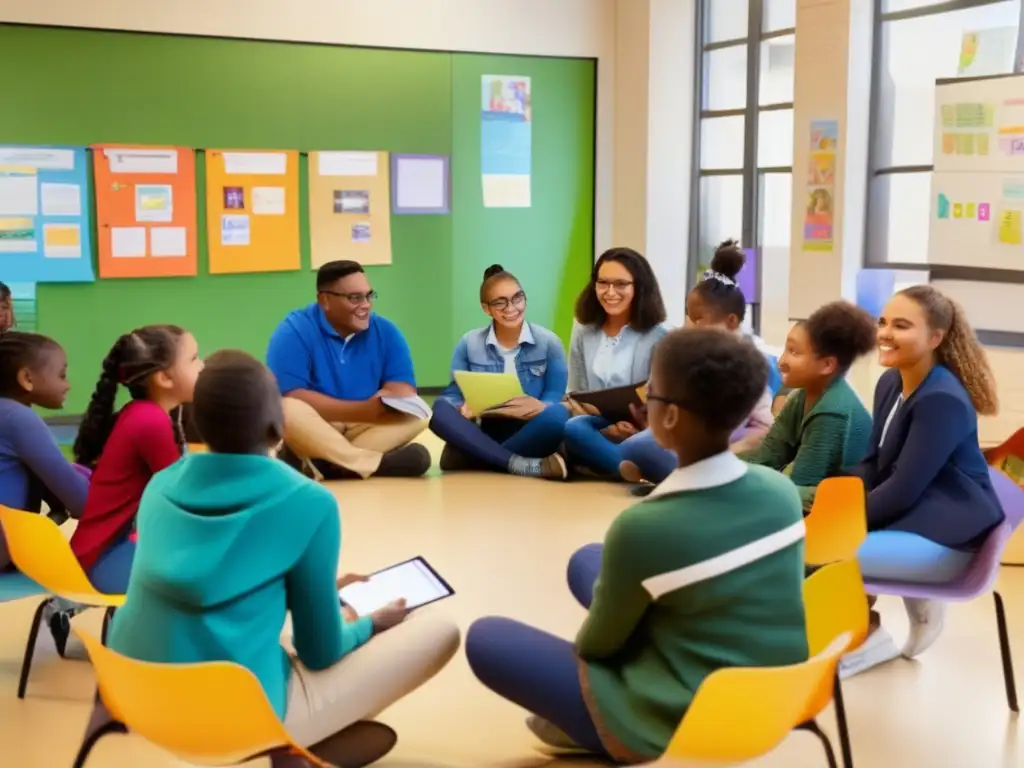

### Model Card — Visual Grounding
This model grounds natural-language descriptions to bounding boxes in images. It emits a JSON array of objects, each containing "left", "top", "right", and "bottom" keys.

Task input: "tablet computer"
[
  {"left": 338, "top": 557, "right": 454, "bottom": 615},
  {"left": 569, "top": 382, "right": 647, "bottom": 424}
]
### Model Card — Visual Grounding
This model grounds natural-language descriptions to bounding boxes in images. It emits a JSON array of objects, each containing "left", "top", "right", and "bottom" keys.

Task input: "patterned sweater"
[{"left": 738, "top": 377, "right": 872, "bottom": 511}]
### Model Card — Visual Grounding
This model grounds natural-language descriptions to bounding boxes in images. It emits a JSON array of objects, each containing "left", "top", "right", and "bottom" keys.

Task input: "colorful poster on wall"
[
  {"left": 0, "top": 145, "right": 94, "bottom": 283},
  {"left": 804, "top": 120, "right": 838, "bottom": 252},
  {"left": 93, "top": 145, "right": 198, "bottom": 279},
  {"left": 481, "top": 75, "right": 532, "bottom": 208},
  {"left": 309, "top": 151, "right": 393, "bottom": 268},
  {"left": 958, "top": 28, "right": 1017, "bottom": 77},
  {"left": 205, "top": 150, "right": 300, "bottom": 274}
]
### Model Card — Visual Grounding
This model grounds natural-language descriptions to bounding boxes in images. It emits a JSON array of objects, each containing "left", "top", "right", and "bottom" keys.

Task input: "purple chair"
[{"left": 863, "top": 468, "right": 1024, "bottom": 713}]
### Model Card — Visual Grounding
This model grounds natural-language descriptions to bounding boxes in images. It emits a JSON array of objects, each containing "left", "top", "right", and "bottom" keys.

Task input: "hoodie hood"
[{"left": 131, "top": 452, "right": 333, "bottom": 610}]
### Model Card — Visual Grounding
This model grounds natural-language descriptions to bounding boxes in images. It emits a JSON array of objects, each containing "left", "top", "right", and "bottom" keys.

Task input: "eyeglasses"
[
  {"left": 595, "top": 279, "right": 634, "bottom": 293},
  {"left": 486, "top": 291, "right": 527, "bottom": 311},
  {"left": 644, "top": 382, "right": 684, "bottom": 407},
  {"left": 320, "top": 289, "right": 378, "bottom": 305}
]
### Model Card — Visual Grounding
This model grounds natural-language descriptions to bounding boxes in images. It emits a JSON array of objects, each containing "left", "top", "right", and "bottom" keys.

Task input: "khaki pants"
[
  {"left": 283, "top": 611, "right": 461, "bottom": 747},
  {"left": 281, "top": 397, "right": 429, "bottom": 479}
]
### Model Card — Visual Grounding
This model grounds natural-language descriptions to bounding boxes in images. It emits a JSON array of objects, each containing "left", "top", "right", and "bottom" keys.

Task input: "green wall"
[{"left": 0, "top": 25, "right": 596, "bottom": 413}]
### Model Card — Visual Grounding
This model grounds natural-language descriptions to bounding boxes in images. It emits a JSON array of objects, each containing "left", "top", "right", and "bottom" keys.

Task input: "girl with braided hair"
[
  {"left": 841, "top": 286, "right": 1003, "bottom": 678},
  {"left": 69, "top": 325, "right": 202, "bottom": 596}
]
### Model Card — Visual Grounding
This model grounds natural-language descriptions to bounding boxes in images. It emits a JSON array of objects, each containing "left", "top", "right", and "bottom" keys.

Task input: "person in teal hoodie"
[{"left": 102, "top": 349, "right": 460, "bottom": 764}]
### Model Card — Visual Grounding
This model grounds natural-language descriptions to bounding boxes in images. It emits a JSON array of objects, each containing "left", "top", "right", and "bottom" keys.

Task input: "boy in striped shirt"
[{"left": 465, "top": 327, "right": 809, "bottom": 763}]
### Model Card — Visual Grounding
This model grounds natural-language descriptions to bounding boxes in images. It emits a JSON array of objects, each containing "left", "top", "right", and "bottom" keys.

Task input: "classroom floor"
[{"left": 2, "top": 434, "right": 1023, "bottom": 767}]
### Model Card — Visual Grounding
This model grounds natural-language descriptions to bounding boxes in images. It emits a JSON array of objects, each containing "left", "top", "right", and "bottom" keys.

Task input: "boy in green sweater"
[
  {"left": 739, "top": 301, "right": 876, "bottom": 512},
  {"left": 465, "top": 327, "right": 809, "bottom": 763}
]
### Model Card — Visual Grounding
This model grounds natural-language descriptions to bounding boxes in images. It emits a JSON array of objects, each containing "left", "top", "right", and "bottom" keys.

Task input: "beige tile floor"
[{"left": 1, "top": 436, "right": 1023, "bottom": 767}]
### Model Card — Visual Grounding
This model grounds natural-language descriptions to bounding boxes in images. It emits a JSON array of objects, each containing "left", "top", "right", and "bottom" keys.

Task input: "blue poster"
[
  {"left": 481, "top": 75, "right": 532, "bottom": 208},
  {"left": 0, "top": 145, "right": 95, "bottom": 283}
]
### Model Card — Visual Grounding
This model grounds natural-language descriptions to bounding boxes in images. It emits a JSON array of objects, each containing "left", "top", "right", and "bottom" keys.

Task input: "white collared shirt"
[
  {"left": 646, "top": 450, "right": 749, "bottom": 500},
  {"left": 486, "top": 323, "right": 535, "bottom": 375}
]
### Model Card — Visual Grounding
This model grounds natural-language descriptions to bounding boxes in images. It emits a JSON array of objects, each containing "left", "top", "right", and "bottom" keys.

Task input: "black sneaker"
[
  {"left": 628, "top": 483, "right": 655, "bottom": 498},
  {"left": 376, "top": 444, "right": 432, "bottom": 478},
  {"left": 439, "top": 444, "right": 478, "bottom": 472},
  {"left": 48, "top": 608, "right": 71, "bottom": 658}
]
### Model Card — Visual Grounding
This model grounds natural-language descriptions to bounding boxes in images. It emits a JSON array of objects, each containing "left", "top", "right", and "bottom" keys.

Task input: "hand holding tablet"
[{"left": 339, "top": 557, "right": 455, "bottom": 627}]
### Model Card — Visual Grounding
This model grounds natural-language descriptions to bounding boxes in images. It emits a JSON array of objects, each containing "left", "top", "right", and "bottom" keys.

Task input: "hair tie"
[{"left": 702, "top": 269, "right": 736, "bottom": 287}]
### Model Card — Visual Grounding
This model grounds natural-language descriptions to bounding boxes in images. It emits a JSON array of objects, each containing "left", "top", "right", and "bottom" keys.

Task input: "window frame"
[{"left": 689, "top": 0, "right": 796, "bottom": 333}]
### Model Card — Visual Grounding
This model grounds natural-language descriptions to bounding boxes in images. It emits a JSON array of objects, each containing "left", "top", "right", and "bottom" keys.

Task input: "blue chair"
[{"left": 765, "top": 353, "right": 783, "bottom": 397}]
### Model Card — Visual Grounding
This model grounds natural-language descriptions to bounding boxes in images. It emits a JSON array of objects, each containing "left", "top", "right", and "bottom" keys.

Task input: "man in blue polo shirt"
[{"left": 266, "top": 260, "right": 431, "bottom": 479}]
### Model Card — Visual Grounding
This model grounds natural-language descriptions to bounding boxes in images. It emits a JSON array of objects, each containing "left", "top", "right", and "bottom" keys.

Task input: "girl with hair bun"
[
  {"left": 430, "top": 264, "right": 571, "bottom": 479},
  {"left": 840, "top": 285, "right": 1004, "bottom": 678}
]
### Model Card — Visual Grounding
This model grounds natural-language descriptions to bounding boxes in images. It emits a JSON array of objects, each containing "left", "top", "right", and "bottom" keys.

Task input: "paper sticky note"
[
  {"left": 111, "top": 226, "right": 147, "bottom": 258},
  {"left": 966, "top": 203, "right": 977, "bottom": 218},
  {"left": 999, "top": 209, "right": 1022, "bottom": 245},
  {"left": 979, "top": 203, "right": 991, "bottom": 221},
  {"left": 942, "top": 134, "right": 955, "bottom": 154},
  {"left": 953, "top": 202, "right": 963, "bottom": 218},
  {"left": 941, "top": 104, "right": 955, "bottom": 128},
  {"left": 252, "top": 186, "right": 286, "bottom": 215},
  {"left": 977, "top": 133, "right": 990, "bottom": 155},
  {"left": 937, "top": 193, "right": 951, "bottom": 219},
  {"left": 150, "top": 227, "right": 187, "bottom": 257},
  {"left": 43, "top": 223, "right": 81, "bottom": 259}
]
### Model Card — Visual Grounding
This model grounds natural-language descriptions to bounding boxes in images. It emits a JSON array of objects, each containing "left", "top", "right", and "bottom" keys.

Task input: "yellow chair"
[
  {"left": 72, "top": 628, "right": 331, "bottom": 768},
  {"left": 0, "top": 505, "right": 125, "bottom": 699},
  {"left": 652, "top": 632, "right": 851, "bottom": 767},
  {"left": 804, "top": 477, "right": 867, "bottom": 566},
  {"left": 804, "top": 559, "right": 870, "bottom": 768}
]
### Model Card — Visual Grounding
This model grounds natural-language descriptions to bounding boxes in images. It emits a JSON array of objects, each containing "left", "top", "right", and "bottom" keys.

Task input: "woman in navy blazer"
[{"left": 841, "top": 285, "right": 1002, "bottom": 679}]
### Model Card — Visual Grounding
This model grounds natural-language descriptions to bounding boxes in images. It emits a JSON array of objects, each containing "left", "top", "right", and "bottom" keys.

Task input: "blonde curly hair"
[{"left": 898, "top": 285, "right": 998, "bottom": 416}]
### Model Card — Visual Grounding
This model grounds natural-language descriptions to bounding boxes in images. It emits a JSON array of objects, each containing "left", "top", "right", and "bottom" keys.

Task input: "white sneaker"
[
  {"left": 838, "top": 627, "right": 902, "bottom": 679},
  {"left": 901, "top": 598, "right": 946, "bottom": 658}
]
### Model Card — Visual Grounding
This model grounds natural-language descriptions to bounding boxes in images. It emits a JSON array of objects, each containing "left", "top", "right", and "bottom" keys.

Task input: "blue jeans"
[
  {"left": 87, "top": 535, "right": 136, "bottom": 594},
  {"left": 563, "top": 415, "right": 625, "bottom": 477},
  {"left": 619, "top": 430, "right": 676, "bottom": 484},
  {"left": 857, "top": 530, "right": 974, "bottom": 584},
  {"left": 430, "top": 398, "right": 569, "bottom": 471},
  {"left": 465, "top": 543, "right": 608, "bottom": 757}
]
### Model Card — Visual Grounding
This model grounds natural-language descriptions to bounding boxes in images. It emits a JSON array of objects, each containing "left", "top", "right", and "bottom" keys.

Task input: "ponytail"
[
  {"left": 73, "top": 334, "right": 135, "bottom": 467},
  {"left": 898, "top": 285, "right": 998, "bottom": 416}
]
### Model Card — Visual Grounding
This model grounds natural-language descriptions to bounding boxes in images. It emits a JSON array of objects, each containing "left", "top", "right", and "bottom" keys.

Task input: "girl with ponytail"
[
  {"left": 841, "top": 285, "right": 1004, "bottom": 678},
  {"left": 69, "top": 325, "right": 202, "bottom": 597}
]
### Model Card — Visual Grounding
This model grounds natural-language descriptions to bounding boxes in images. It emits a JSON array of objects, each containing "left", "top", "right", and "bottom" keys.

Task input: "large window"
[
  {"left": 691, "top": 0, "right": 796, "bottom": 331},
  {"left": 867, "top": 0, "right": 1022, "bottom": 265}
]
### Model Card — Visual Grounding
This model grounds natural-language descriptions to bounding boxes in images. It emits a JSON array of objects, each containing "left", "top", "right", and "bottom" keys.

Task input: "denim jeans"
[
  {"left": 464, "top": 543, "right": 608, "bottom": 757},
  {"left": 563, "top": 415, "right": 624, "bottom": 477},
  {"left": 430, "top": 399, "right": 569, "bottom": 471},
  {"left": 619, "top": 430, "right": 676, "bottom": 484},
  {"left": 88, "top": 533, "right": 136, "bottom": 594},
  {"left": 857, "top": 530, "right": 974, "bottom": 584}
]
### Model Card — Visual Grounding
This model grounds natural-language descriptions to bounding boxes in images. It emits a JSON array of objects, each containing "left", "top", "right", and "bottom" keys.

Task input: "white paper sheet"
[
  {"left": 43, "top": 223, "right": 81, "bottom": 259},
  {"left": 318, "top": 151, "right": 378, "bottom": 177},
  {"left": 252, "top": 186, "right": 286, "bottom": 215},
  {"left": 135, "top": 185, "right": 173, "bottom": 223},
  {"left": 0, "top": 147, "right": 74, "bottom": 171},
  {"left": 0, "top": 220, "right": 36, "bottom": 253},
  {"left": 150, "top": 227, "right": 188, "bottom": 257},
  {"left": 395, "top": 157, "right": 447, "bottom": 210},
  {"left": 111, "top": 227, "right": 147, "bottom": 258},
  {"left": 221, "top": 214, "right": 251, "bottom": 246},
  {"left": 103, "top": 148, "right": 179, "bottom": 174},
  {"left": 0, "top": 174, "right": 39, "bottom": 216},
  {"left": 40, "top": 183, "right": 81, "bottom": 216},
  {"left": 222, "top": 152, "right": 287, "bottom": 176},
  {"left": 482, "top": 174, "right": 531, "bottom": 208}
]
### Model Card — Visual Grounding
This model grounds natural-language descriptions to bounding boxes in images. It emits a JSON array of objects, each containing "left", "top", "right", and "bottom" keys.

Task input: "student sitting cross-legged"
[
  {"left": 739, "top": 301, "right": 876, "bottom": 513},
  {"left": 430, "top": 264, "right": 570, "bottom": 480},
  {"left": 838, "top": 286, "right": 1004, "bottom": 678},
  {"left": 562, "top": 248, "right": 669, "bottom": 477},
  {"left": 104, "top": 350, "right": 460, "bottom": 765},
  {"left": 267, "top": 260, "right": 432, "bottom": 481},
  {"left": 465, "top": 328, "right": 808, "bottom": 763}
]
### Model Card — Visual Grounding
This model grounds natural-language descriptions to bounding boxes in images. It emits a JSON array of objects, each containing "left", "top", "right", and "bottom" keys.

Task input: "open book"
[{"left": 381, "top": 395, "right": 433, "bottom": 420}]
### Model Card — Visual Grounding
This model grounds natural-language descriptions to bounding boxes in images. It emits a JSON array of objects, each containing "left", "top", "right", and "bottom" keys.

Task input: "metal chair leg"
[
  {"left": 100, "top": 606, "right": 116, "bottom": 645},
  {"left": 72, "top": 700, "right": 127, "bottom": 768},
  {"left": 993, "top": 591, "right": 1019, "bottom": 713},
  {"left": 17, "top": 597, "right": 50, "bottom": 699},
  {"left": 833, "top": 674, "right": 854, "bottom": 767},
  {"left": 798, "top": 719, "right": 839, "bottom": 768}
]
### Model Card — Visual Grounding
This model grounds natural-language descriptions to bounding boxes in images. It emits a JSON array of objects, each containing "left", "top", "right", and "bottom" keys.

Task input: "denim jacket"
[{"left": 439, "top": 322, "right": 569, "bottom": 405}]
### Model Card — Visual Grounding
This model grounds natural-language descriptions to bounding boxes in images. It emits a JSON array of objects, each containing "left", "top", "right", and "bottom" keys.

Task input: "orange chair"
[
  {"left": 647, "top": 632, "right": 852, "bottom": 767},
  {"left": 804, "top": 559, "right": 870, "bottom": 768},
  {"left": 804, "top": 477, "right": 868, "bottom": 566},
  {"left": 983, "top": 426, "right": 1024, "bottom": 471},
  {"left": 0, "top": 506, "right": 125, "bottom": 699},
  {"left": 72, "top": 628, "right": 331, "bottom": 768}
]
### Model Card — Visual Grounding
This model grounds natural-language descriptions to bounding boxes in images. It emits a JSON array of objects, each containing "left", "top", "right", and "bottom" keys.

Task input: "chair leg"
[
  {"left": 17, "top": 598, "right": 51, "bottom": 699},
  {"left": 799, "top": 719, "right": 839, "bottom": 768},
  {"left": 100, "top": 607, "right": 116, "bottom": 645},
  {"left": 993, "top": 591, "right": 1019, "bottom": 713},
  {"left": 832, "top": 675, "right": 855, "bottom": 768},
  {"left": 72, "top": 700, "right": 127, "bottom": 768}
]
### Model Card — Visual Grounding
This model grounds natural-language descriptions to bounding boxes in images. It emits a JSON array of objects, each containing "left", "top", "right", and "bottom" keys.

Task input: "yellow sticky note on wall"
[
  {"left": 953, "top": 203, "right": 963, "bottom": 218},
  {"left": 966, "top": 203, "right": 976, "bottom": 218},
  {"left": 44, "top": 225, "right": 80, "bottom": 247},
  {"left": 977, "top": 133, "right": 990, "bottom": 155},
  {"left": 999, "top": 209, "right": 1022, "bottom": 245}
]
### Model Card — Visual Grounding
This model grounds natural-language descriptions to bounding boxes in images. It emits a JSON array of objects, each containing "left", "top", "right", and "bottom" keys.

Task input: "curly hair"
[
  {"left": 574, "top": 247, "right": 667, "bottom": 332},
  {"left": 898, "top": 285, "right": 998, "bottom": 415},
  {"left": 653, "top": 327, "right": 768, "bottom": 433},
  {"left": 691, "top": 239, "right": 747, "bottom": 322},
  {"left": 803, "top": 301, "right": 876, "bottom": 374},
  {"left": 0, "top": 331, "right": 61, "bottom": 399},
  {"left": 73, "top": 325, "right": 186, "bottom": 467}
]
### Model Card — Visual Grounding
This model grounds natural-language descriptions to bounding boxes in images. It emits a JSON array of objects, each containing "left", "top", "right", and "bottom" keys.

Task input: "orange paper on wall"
[
  {"left": 93, "top": 144, "right": 198, "bottom": 278},
  {"left": 205, "top": 149, "right": 300, "bottom": 275}
]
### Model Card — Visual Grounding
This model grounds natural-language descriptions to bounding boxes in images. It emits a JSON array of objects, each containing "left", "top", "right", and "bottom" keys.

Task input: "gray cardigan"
[{"left": 567, "top": 321, "right": 670, "bottom": 392}]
